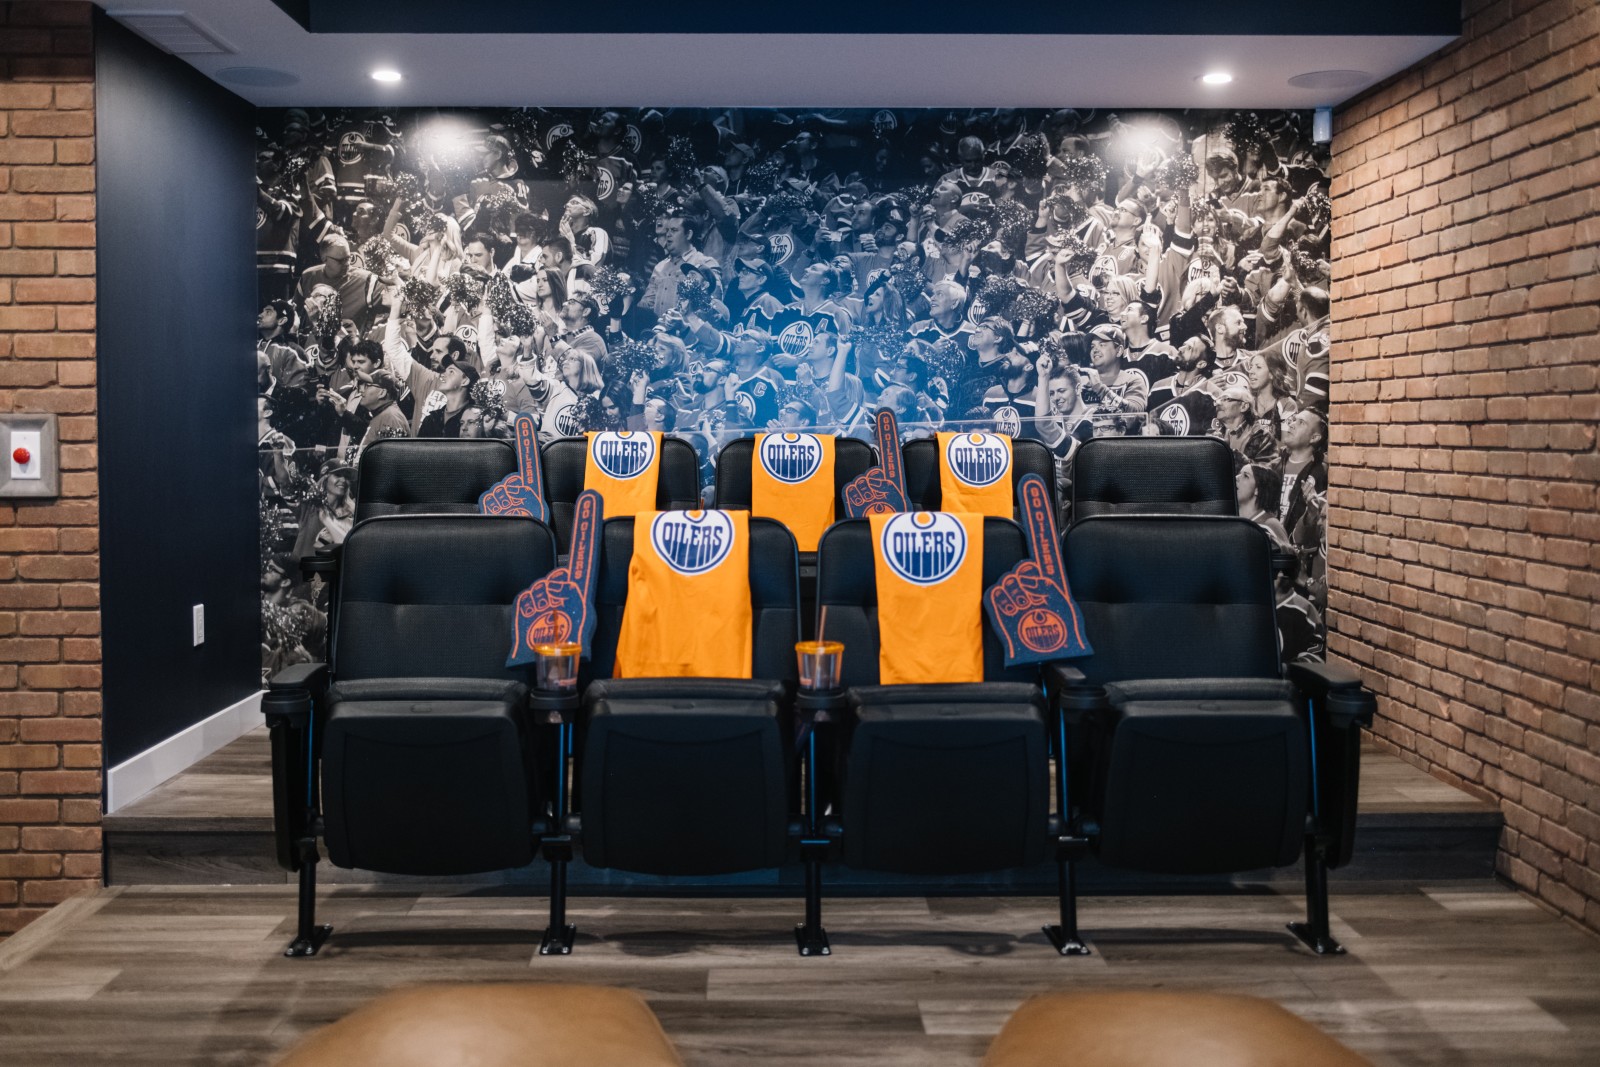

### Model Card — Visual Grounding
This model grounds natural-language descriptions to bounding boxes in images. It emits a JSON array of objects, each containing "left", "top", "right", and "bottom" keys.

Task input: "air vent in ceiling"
[{"left": 107, "top": 10, "right": 237, "bottom": 55}]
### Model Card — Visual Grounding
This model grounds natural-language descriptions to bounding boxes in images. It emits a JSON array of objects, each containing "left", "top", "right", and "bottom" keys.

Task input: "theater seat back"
[
  {"left": 713, "top": 435, "right": 876, "bottom": 515},
  {"left": 543, "top": 436, "right": 701, "bottom": 548},
  {"left": 332, "top": 514, "right": 558, "bottom": 681},
  {"left": 1063, "top": 515, "right": 1279, "bottom": 686},
  {"left": 815, "top": 518, "right": 1035, "bottom": 687},
  {"left": 1069, "top": 436, "right": 1236, "bottom": 523},
  {"left": 903, "top": 437, "right": 1057, "bottom": 518},
  {"left": 586, "top": 516, "right": 801, "bottom": 683},
  {"left": 355, "top": 438, "right": 520, "bottom": 522}
]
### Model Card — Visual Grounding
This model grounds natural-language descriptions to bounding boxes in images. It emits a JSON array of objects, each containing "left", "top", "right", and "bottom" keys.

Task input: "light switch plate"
[{"left": 0, "top": 414, "right": 59, "bottom": 499}]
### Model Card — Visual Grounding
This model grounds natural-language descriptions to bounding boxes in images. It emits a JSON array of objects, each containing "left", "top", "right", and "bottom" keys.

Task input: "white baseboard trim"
[{"left": 106, "top": 690, "right": 264, "bottom": 813}]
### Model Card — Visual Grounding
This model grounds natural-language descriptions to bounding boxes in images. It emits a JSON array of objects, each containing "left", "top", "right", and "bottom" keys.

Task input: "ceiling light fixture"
[
  {"left": 371, "top": 69, "right": 403, "bottom": 83},
  {"left": 1200, "top": 72, "right": 1233, "bottom": 86}
]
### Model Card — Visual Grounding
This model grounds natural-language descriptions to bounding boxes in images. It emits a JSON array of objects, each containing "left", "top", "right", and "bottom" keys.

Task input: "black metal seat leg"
[
  {"left": 1043, "top": 855, "right": 1091, "bottom": 956},
  {"left": 795, "top": 843, "right": 830, "bottom": 957},
  {"left": 539, "top": 720, "right": 577, "bottom": 956},
  {"left": 539, "top": 838, "right": 576, "bottom": 956},
  {"left": 1288, "top": 834, "right": 1345, "bottom": 956},
  {"left": 285, "top": 838, "right": 333, "bottom": 958}
]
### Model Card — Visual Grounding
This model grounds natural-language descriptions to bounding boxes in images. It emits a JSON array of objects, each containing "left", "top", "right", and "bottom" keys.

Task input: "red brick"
[
  {"left": 9, "top": 111, "right": 92, "bottom": 138},
  {"left": 19, "top": 770, "right": 100, "bottom": 796},
  {"left": 8, "top": 166, "right": 93, "bottom": 193},
  {"left": 12, "top": 221, "right": 94, "bottom": 247},
  {"left": 19, "top": 826, "right": 98, "bottom": 852},
  {"left": 21, "top": 879, "right": 98, "bottom": 907}
]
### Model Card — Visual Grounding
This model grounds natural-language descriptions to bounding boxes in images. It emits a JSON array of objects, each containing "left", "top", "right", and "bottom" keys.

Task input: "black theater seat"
[
  {"left": 542, "top": 436, "right": 701, "bottom": 549},
  {"left": 298, "top": 438, "right": 524, "bottom": 658},
  {"left": 1066, "top": 435, "right": 1235, "bottom": 525},
  {"left": 1051, "top": 515, "right": 1374, "bottom": 954},
  {"left": 903, "top": 437, "right": 1058, "bottom": 519},
  {"left": 354, "top": 437, "right": 521, "bottom": 521},
  {"left": 812, "top": 518, "right": 1059, "bottom": 947},
  {"left": 262, "top": 514, "right": 559, "bottom": 957},
  {"left": 713, "top": 435, "right": 875, "bottom": 638},
  {"left": 536, "top": 516, "right": 802, "bottom": 952}
]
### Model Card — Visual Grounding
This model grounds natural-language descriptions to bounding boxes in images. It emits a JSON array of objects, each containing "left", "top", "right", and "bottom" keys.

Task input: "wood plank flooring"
[{"left": 0, "top": 883, "right": 1595, "bottom": 1066}]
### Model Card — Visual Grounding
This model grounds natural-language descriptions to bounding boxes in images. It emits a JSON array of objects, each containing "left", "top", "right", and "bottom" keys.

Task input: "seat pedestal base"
[
  {"left": 285, "top": 924, "right": 332, "bottom": 958},
  {"left": 539, "top": 923, "right": 577, "bottom": 956},
  {"left": 1287, "top": 921, "right": 1344, "bottom": 956},
  {"left": 1043, "top": 924, "right": 1091, "bottom": 956},
  {"left": 794, "top": 922, "right": 830, "bottom": 957}
]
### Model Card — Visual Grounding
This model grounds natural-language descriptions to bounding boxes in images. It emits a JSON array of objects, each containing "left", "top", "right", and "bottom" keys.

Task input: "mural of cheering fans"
[{"left": 254, "top": 106, "right": 1333, "bottom": 677}]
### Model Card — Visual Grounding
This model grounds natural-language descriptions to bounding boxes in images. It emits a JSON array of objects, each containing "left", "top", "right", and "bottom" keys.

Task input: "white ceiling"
[{"left": 100, "top": 1, "right": 1454, "bottom": 109}]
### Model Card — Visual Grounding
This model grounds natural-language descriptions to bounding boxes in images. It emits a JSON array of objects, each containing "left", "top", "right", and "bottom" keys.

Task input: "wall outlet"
[{"left": 192, "top": 604, "right": 205, "bottom": 647}]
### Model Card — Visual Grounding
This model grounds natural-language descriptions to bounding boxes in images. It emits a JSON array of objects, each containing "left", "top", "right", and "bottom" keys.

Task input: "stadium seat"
[
  {"left": 1066, "top": 435, "right": 1235, "bottom": 525},
  {"left": 542, "top": 435, "right": 700, "bottom": 549},
  {"left": 297, "top": 437, "right": 522, "bottom": 652},
  {"left": 712, "top": 435, "right": 875, "bottom": 637},
  {"left": 810, "top": 517, "right": 1058, "bottom": 950},
  {"left": 712, "top": 435, "right": 876, "bottom": 527},
  {"left": 1050, "top": 515, "right": 1374, "bottom": 954},
  {"left": 262, "top": 513, "right": 559, "bottom": 957},
  {"left": 353, "top": 437, "right": 522, "bottom": 521},
  {"left": 537, "top": 515, "right": 803, "bottom": 954},
  {"left": 903, "top": 436, "right": 1058, "bottom": 519}
]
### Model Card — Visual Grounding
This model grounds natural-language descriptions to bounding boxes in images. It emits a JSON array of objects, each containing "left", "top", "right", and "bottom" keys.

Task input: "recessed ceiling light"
[
  {"left": 1200, "top": 72, "right": 1233, "bottom": 86},
  {"left": 371, "top": 69, "right": 402, "bottom": 83}
]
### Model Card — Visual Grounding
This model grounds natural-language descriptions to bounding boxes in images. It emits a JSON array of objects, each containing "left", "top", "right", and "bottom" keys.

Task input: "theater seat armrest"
[
  {"left": 795, "top": 687, "right": 847, "bottom": 726},
  {"left": 299, "top": 545, "right": 341, "bottom": 580},
  {"left": 1288, "top": 661, "right": 1375, "bottom": 730},
  {"left": 1287, "top": 660, "right": 1364, "bottom": 694},
  {"left": 264, "top": 663, "right": 328, "bottom": 726},
  {"left": 1044, "top": 663, "right": 1105, "bottom": 724}
]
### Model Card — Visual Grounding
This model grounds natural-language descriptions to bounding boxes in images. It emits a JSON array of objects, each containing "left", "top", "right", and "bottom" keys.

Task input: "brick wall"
[
  {"left": 0, "top": 0, "right": 100, "bottom": 937},
  {"left": 1329, "top": 0, "right": 1599, "bottom": 933}
]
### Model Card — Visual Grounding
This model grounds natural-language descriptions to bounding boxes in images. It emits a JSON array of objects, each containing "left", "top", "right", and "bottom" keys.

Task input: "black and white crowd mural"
[{"left": 256, "top": 107, "right": 1332, "bottom": 676}]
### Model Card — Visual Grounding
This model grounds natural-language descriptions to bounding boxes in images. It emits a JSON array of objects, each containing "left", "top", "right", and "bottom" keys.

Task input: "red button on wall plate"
[{"left": 11, "top": 447, "right": 30, "bottom": 466}]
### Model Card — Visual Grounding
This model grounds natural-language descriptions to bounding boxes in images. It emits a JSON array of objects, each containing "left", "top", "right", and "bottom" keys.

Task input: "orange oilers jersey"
[
  {"left": 869, "top": 511, "right": 986, "bottom": 685},
  {"left": 584, "top": 431, "right": 662, "bottom": 517},
  {"left": 614, "top": 510, "right": 753, "bottom": 679},
  {"left": 936, "top": 431, "right": 1014, "bottom": 519},
  {"left": 750, "top": 432, "right": 837, "bottom": 552}
]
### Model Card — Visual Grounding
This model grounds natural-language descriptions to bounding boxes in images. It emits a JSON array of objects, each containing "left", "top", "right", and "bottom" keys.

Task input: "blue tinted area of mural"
[{"left": 255, "top": 107, "right": 1332, "bottom": 678}]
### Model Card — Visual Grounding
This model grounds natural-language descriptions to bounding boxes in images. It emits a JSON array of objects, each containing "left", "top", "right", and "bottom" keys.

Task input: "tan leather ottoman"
[
  {"left": 982, "top": 992, "right": 1370, "bottom": 1067},
  {"left": 275, "top": 983, "right": 684, "bottom": 1067}
]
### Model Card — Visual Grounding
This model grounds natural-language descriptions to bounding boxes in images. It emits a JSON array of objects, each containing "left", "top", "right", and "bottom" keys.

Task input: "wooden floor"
[{"left": 0, "top": 883, "right": 1596, "bottom": 1066}]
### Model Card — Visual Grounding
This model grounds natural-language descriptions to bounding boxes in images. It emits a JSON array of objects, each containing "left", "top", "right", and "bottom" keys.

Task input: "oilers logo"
[
  {"left": 545, "top": 123, "right": 574, "bottom": 150},
  {"left": 881, "top": 512, "right": 967, "bottom": 586},
  {"left": 651, "top": 510, "right": 736, "bottom": 575},
  {"left": 256, "top": 207, "right": 266, "bottom": 230},
  {"left": 759, "top": 433, "right": 824, "bottom": 484},
  {"left": 992, "top": 406, "right": 1022, "bottom": 438},
  {"left": 1018, "top": 608, "right": 1070, "bottom": 655},
  {"left": 946, "top": 433, "right": 1010, "bottom": 488},
  {"left": 777, "top": 319, "right": 814, "bottom": 357},
  {"left": 1158, "top": 403, "right": 1191, "bottom": 436},
  {"left": 768, "top": 232, "right": 795, "bottom": 265},
  {"left": 592, "top": 431, "right": 656, "bottom": 480},
  {"left": 596, "top": 167, "right": 616, "bottom": 201},
  {"left": 337, "top": 131, "right": 365, "bottom": 166}
]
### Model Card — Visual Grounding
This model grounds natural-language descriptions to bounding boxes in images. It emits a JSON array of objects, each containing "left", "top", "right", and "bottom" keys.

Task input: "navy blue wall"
[{"left": 96, "top": 15, "right": 260, "bottom": 766}]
